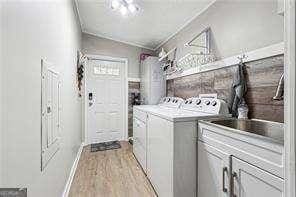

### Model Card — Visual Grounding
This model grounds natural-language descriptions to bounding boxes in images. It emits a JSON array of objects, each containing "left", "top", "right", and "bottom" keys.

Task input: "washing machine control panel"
[
  {"left": 181, "top": 97, "right": 229, "bottom": 115},
  {"left": 159, "top": 97, "right": 184, "bottom": 108}
]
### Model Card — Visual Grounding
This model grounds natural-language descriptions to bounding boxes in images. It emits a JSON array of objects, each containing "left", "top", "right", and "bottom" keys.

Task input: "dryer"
[
  {"left": 133, "top": 97, "right": 183, "bottom": 173},
  {"left": 133, "top": 95, "right": 230, "bottom": 197}
]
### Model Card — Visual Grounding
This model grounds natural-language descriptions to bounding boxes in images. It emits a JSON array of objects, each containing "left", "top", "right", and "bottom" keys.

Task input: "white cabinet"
[
  {"left": 198, "top": 142, "right": 230, "bottom": 197},
  {"left": 133, "top": 117, "right": 147, "bottom": 172},
  {"left": 198, "top": 121, "right": 284, "bottom": 197},
  {"left": 232, "top": 157, "right": 284, "bottom": 197},
  {"left": 140, "top": 56, "right": 166, "bottom": 104},
  {"left": 198, "top": 122, "right": 284, "bottom": 178}
]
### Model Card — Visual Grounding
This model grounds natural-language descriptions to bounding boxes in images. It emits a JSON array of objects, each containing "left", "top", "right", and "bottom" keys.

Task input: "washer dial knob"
[{"left": 211, "top": 101, "right": 217, "bottom": 106}]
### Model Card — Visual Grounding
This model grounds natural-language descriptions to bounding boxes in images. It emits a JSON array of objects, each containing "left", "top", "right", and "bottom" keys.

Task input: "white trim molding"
[
  {"left": 154, "top": 0, "right": 217, "bottom": 50},
  {"left": 128, "top": 78, "right": 141, "bottom": 82},
  {"left": 83, "top": 54, "right": 129, "bottom": 145},
  {"left": 167, "top": 42, "right": 284, "bottom": 80},
  {"left": 83, "top": 30, "right": 154, "bottom": 51},
  {"left": 284, "top": 0, "right": 296, "bottom": 196},
  {"left": 74, "top": 0, "right": 83, "bottom": 32},
  {"left": 62, "top": 143, "right": 85, "bottom": 197},
  {"left": 75, "top": 0, "right": 217, "bottom": 51}
]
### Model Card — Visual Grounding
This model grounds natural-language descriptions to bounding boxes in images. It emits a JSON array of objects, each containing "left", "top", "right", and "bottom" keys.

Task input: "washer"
[
  {"left": 133, "top": 97, "right": 184, "bottom": 173},
  {"left": 133, "top": 95, "right": 230, "bottom": 197}
]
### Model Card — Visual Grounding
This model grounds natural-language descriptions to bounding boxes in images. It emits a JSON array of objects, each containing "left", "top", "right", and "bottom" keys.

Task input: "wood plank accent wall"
[
  {"left": 167, "top": 55, "right": 284, "bottom": 123},
  {"left": 128, "top": 82, "right": 140, "bottom": 137}
]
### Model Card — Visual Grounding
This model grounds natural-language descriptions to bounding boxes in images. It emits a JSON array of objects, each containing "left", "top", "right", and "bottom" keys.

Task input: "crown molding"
[
  {"left": 74, "top": 0, "right": 83, "bottom": 32},
  {"left": 154, "top": 0, "right": 217, "bottom": 51},
  {"left": 82, "top": 29, "right": 155, "bottom": 51},
  {"left": 76, "top": 0, "right": 216, "bottom": 51}
]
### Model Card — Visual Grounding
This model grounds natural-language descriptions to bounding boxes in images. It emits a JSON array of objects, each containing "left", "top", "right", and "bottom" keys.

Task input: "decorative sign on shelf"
[
  {"left": 159, "top": 47, "right": 182, "bottom": 75},
  {"left": 177, "top": 27, "right": 216, "bottom": 73},
  {"left": 177, "top": 53, "right": 216, "bottom": 72}
]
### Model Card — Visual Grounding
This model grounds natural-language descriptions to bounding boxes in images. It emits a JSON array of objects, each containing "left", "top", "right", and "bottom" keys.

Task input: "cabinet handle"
[
  {"left": 231, "top": 172, "right": 238, "bottom": 197},
  {"left": 222, "top": 167, "right": 228, "bottom": 193}
]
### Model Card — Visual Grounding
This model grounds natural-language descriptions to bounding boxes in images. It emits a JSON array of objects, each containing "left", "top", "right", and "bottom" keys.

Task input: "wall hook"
[{"left": 237, "top": 54, "right": 248, "bottom": 64}]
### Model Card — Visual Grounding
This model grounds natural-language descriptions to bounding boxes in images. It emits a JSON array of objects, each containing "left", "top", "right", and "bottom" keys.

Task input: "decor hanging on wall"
[
  {"left": 158, "top": 48, "right": 167, "bottom": 58},
  {"left": 177, "top": 53, "right": 216, "bottom": 71},
  {"left": 140, "top": 53, "right": 151, "bottom": 61},
  {"left": 77, "top": 51, "right": 87, "bottom": 97},
  {"left": 178, "top": 27, "right": 216, "bottom": 72},
  {"left": 159, "top": 47, "right": 182, "bottom": 75}
]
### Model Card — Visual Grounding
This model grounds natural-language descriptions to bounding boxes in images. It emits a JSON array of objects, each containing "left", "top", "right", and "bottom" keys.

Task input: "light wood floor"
[{"left": 69, "top": 141, "right": 157, "bottom": 197}]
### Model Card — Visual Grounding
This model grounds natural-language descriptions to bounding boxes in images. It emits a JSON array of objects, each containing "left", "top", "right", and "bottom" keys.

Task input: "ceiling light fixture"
[
  {"left": 110, "top": 0, "right": 140, "bottom": 16},
  {"left": 128, "top": 4, "right": 136, "bottom": 13},
  {"left": 120, "top": 5, "right": 128, "bottom": 15},
  {"left": 111, "top": 0, "right": 120, "bottom": 10}
]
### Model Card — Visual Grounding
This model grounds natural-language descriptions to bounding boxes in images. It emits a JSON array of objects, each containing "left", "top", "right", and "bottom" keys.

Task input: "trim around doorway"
[
  {"left": 83, "top": 54, "right": 129, "bottom": 145},
  {"left": 284, "top": 0, "right": 296, "bottom": 196}
]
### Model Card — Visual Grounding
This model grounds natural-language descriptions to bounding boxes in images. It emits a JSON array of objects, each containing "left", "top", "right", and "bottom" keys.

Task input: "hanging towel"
[{"left": 229, "top": 63, "right": 247, "bottom": 117}]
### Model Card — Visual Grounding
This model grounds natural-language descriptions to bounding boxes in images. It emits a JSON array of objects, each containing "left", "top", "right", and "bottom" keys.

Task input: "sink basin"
[{"left": 209, "top": 119, "right": 284, "bottom": 144}]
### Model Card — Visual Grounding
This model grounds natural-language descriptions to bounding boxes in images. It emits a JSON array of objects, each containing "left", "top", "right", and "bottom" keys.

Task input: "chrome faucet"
[{"left": 273, "top": 73, "right": 284, "bottom": 100}]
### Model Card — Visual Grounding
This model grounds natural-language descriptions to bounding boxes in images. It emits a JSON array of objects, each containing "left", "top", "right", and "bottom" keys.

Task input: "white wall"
[
  {"left": 1, "top": 1, "right": 82, "bottom": 196},
  {"left": 157, "top": 0, "right": 284, "bottom": 61},
  {"left": 82, "top": 33, "right": 154, "bottom": 78}
]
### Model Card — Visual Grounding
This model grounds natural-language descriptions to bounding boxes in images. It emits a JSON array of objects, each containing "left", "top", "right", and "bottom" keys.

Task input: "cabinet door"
[
  {"left": 231, "top": 157, "right": 284, "bottom": 197},
  {"left": 147, "top": 114, "right": 173, "bottom": 197},
  {"left": 133, "top": 118, "right": 147, "bottom": 172},
  {"left": 198, "top": 141, "right": 230, "bottom": 197}
]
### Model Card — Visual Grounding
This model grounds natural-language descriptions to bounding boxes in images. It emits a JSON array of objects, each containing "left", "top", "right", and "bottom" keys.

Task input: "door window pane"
[{"left": 94, "top": 65, "right": 120, "bottom": 76}]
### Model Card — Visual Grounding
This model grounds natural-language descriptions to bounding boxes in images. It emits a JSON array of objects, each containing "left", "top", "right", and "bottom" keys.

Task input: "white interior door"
[{"left": 86, "top": 57, "right": 126, "bottom": 144}]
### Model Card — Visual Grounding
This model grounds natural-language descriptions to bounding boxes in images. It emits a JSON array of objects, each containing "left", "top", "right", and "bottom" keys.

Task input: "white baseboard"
[{"left": 62, "top": 143, "right": 85, "bottom": 197}]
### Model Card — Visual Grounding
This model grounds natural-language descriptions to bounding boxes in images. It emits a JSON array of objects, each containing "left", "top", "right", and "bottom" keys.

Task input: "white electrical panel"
[
  {"left": 140, "top": 56, "right": 166, "bottom": 104},
  {"left": 41, "top": 59, "right": 61, "bottom": 170}
]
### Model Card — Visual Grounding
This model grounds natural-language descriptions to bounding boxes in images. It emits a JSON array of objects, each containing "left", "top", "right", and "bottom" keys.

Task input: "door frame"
[
  {"left": 284, "top": 0, "right": 296, "bottom": 196},
  {"left": 83, "top": 54, "right": 129, "bottom": 145}
]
